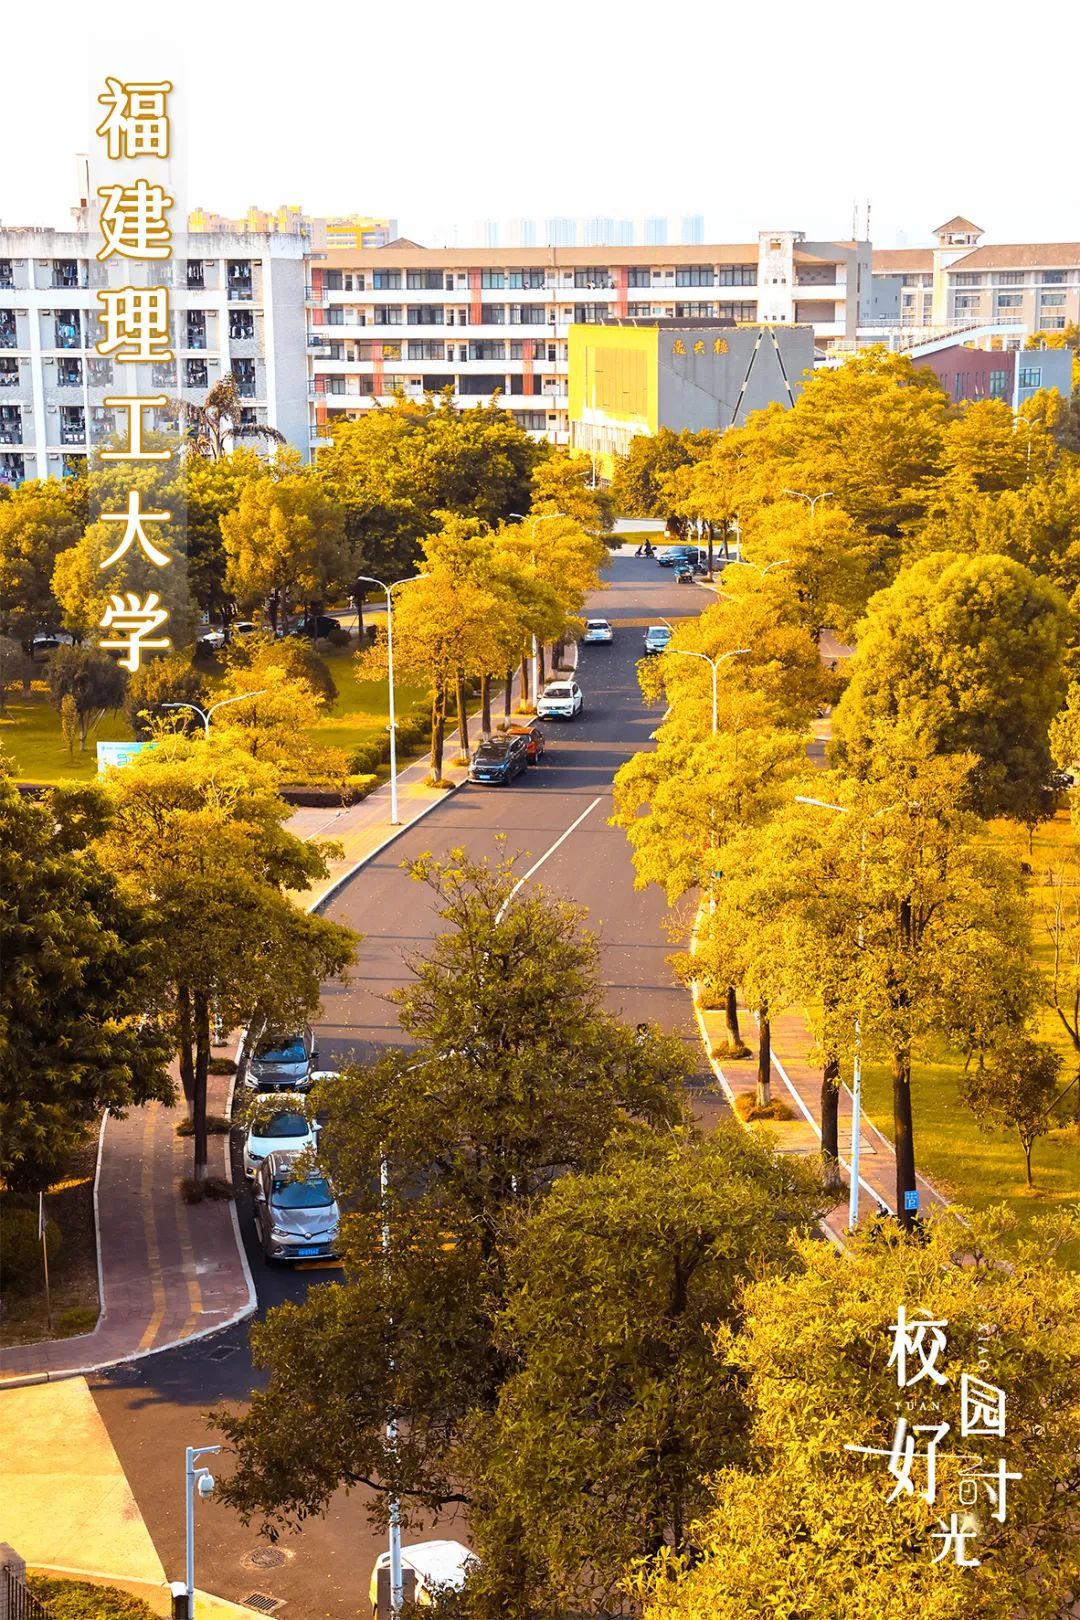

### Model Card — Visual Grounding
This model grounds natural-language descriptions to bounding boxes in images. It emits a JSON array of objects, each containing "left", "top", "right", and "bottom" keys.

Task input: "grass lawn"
[{"left": 1, "top": 645, "right": 430, "bottom": 785}]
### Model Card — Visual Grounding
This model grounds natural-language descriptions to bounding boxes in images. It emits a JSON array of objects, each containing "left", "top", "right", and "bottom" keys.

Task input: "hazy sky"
[{"left": 4, "top": 0, "right": 1078, "bottom": 249}]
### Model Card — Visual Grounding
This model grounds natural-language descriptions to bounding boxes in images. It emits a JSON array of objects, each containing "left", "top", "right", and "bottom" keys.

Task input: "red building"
[{"left": 915, "top": 344, "right": 1013, "bottom": 402}]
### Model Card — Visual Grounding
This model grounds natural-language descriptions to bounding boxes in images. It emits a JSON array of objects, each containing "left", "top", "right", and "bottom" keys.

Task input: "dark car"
[
  {"left": 503, "top": 721, "right": 546, "bottom": 762},
  {"left": 288, "top": 614, "right": 341, "bottom": 640},
  {"left": 468, "top": 735, "right": 530, "bottom": 784},
  {"left": 673, "top": 561, "right": 695, "bottom": 584},
  {"left": 252, "top": 1150, "right": 340, "bottom": 1263},
  {"left": 658, "top": 546, "right": 697, "bottom": 568}
]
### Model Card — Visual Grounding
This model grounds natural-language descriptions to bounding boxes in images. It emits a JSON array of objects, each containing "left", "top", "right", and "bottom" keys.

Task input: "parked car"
[
  {"left": 643, "top": 625, "right": 672, "bottom": 655},
  {"left": 673, "top": 561, "right": 695, "bottom": 584},
  {"left": 582, "top": 619, "right": 614, "bottom": 644},
  {"left": 369, "top": 1541, "right": 476, "bottom": 1617},
  {"left": 288, "top": 614, "right": 341, "bottom": 640},
  {"left": 658, "top": 545, "right": 697, "bottom": 568},
  {"left": 252, "top": 1150, "right": 340, "bottom": 1262},
  {"left": 536, "top": 679, "right": 584, "bottom": 720},
  {"left": 245, "top": 1027, "right": 318, "bottom": 1091},
  {"left": 503, "top": 721, "right": 546, "bottom": 762},
  {"left": 30, "top": 630, "right": 75, "bottom": 656},
  {"left": 468, "top": 735, "right": 530, "bottom": 785},
  {"left": 242, "top": 1096, "right": 319, "bottom": 1179},
  {"left": 196, "top": 626, "right": 226, "bottom": 650}
]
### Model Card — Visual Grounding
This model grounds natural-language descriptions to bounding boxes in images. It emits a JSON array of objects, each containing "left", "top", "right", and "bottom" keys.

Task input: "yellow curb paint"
[{"left": 136, "top": 1109, "right": 167, "bottom": 1352}]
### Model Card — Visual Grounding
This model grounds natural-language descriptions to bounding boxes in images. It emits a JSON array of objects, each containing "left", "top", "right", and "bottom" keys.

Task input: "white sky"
[{"left": 4, "top": 0, "right": 1079, "bottom": 249}]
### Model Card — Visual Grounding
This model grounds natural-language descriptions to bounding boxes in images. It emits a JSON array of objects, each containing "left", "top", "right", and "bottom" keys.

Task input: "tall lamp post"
[
  {"left": 161, "top": 691, "right": 267, "bottom": 738},
  {"left": 356, "top": 574, "right": 428, "bottom": 827},
  {"left": 182, "top": 1443, "right": 221, "bottom": 1618},
  {"left": 509, "top": 511, "right": 567, "bottom": 707},
  {"left": 782, "top": 488, "right": 833, "bottom": 519},
  {"left": 661, "top": 640, "right": 751, "bottom": 736},
  {"left": 379, "top": 1156, "right": 404, "bottom": 1615},
  {"left": 795, "top": 793, "right": 864, "bottom": 1230}
]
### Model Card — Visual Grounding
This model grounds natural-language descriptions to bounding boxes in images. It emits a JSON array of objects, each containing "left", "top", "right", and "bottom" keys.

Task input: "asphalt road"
[{"left": 90, "top": 554, "right": 720, "bottom": 1619}]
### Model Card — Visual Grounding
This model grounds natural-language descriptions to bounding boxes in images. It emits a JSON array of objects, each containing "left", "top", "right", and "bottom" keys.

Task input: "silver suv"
[
  {"left": 252, "top": 1150, "right": 340, "bottom": 1263},
  {"left": 245, "top": 1027, "right": 317, "bottom": 1091}
]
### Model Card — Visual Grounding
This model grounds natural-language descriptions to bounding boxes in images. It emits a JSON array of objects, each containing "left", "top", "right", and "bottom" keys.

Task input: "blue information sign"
[
  {"left": 96, "top": 740, "right": 153, "bottom": 774},
  {"left": 904, "top": 1188, "right": 920, "bottom": 1213}
]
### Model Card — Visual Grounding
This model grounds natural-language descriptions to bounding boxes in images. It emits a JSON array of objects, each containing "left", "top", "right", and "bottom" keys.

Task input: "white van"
[{"left": 369, "top": 1540, "right": 475, "bottom": 1615}]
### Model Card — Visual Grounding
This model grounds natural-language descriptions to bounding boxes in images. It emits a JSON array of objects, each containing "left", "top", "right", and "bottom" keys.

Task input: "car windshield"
[
  {"left": 587, "top": 621, "right": 608, "bottom": 629},
  {"left": 546, "top": 685, "right": 572, "bottom": 697},
  {"left": 272, "top": 1176, "right": 334, "bottom": 1208},
  {"left": 256, "top": 1038, "right": 306, "bottom": 1063},
  {"left": 474, "top": 743, "right": 505, "bottom": 759},
  {"left": 257, "top": 1112, "right": 309, "bottom": 1138},
  {"left": 649, "top": 629, "right": 671, "bottom": 641}
]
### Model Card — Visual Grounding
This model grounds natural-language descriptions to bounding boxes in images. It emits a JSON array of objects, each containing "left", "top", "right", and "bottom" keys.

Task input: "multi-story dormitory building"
[
  {"left": 1, "top": 214, "right": 1076, "bottom": 483},
  {"left": 0, "top": 229, "right": 308, "bottom": 487}
]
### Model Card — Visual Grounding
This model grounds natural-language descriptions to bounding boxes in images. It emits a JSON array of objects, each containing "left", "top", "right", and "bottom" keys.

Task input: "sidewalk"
[{"left": 693, "top": 964, "right": 947, "bottom": 1245}]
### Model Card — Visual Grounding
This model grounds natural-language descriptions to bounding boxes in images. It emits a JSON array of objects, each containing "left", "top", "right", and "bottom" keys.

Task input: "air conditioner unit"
[
  {"left": 44, "top": 357, "right": 55, "bottom": 364},
  {"left": 42, "top": 309, "right": 52, "bottom": 316},
  {"left": 205, "top": 260, "right": 216, "bottom": 267},
  {"left": 47, "top": 405, "right": 57, "bottom": 413}
]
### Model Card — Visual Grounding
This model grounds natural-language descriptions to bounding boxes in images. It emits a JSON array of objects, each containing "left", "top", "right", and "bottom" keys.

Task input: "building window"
[
  {"left": 996, "top": 271, "right": 1024, "bottom": 286},
  {"left": 186, "top": 260, "right": 205, "bottom": 289},
  {"left": 151, "top": 362, "right": 176, "bottom": 388},
  {"left": 0, "top": 312, "right": 16, "bottom": 349},
  {"left": 59, "top": 405, "right": 85, "bottom": 444},
  {"left": 407, "top": 270, "right": 444, "bottom": 289},
  {"left": 675, "top": 266, "right": 715, "bottom": 286},
  {"left": 406, "top": 341, "right": 447, "bottom": 361},
  {"left": 229, "top": 310, "right": 255, "bottom": 340},
  {"left": 186, "top": 358, "right": 208, "bottom": 388},
  {"left": 1019, "top": 367, "right": 1042, "bottom": 389},
  {"left": 954, "top": 294, "right": 982, "bottom": 310},
  {"left": 509, "top": 304, "right": 546, "bottom": 325},
  {"left": 407, "top": 306, "right": 444, "bottom": 325},
  {"left": 470, "top": 341, "right": 506, "bottom": 361},
  {"left": 232, "top": 358, "right": 256, "bottom": 397},
  {"left": 508, "top": 269, "right": 545, "bottom": 289},
  {"left": 479, "top": 304, "right": 506, "bottom": 325},
  {"left": 373, "top": 306, "right": 403, "bottom": 324},
  {"left": 186, "top": 310, "right": 207, "bottom": 349},
  {"left": 573, "top": 268, "right": 611, "bottom": 288},
  {"left": 227, "top": 260, "right": 253, "bottom": 299},
  {"left": 54, "top": 312, "right": 81, "bottom": 349},
  {"left": 1041, "top": 293, "right": 1066, "bottom": 307},
  {"left": 57, "top": 358, "right": 82, "bottom": 386},
  {"left": 0, "top": 260, "right": 13, "bottom": 289},
  {"left": 373, "top": 270, "right": 401, "bottom": 290},
  {"left": 952, "top": 272, "right": 982, "bottom": 286},
  {"left": 52, "top": 259, "right": 81, "bottom": 289},
  {"left": 996, "top": 294, "right": 1023, "bottom": 308},
  {"left": 0, "top": 357, "right": 18, "bottom": 385},
  {"left": 717, "top": 265, "right": 756, "bottom": 286},
  {"left": 718, "top": 303, "right": 756, "bottom": 321},
  {"left": 626, "top": 268, "right": 651, "bottom": 288},
  {"left": 516, "top": 411, "right": 546, "bottom": 431},
  {"left": 675, "top": 302, "right": 717, "bottom": 318},
  {"left": 480, "top": 270, "right": 506, "bottom": 289},
  {"left": 0, "top": 405, "right": 21, "bottom": 443},
  {"left": 1040, "top": 317, "right": 1067, "bottom": 329},
  {"left": 88, "top": 357, "right": 113, "bottom": 386},
  {"left": 988, "top": 369, "right": 1009, "bottom": 398},
  {"left": 1041, "top": 270, "right": 1066, "bottom": 284}
]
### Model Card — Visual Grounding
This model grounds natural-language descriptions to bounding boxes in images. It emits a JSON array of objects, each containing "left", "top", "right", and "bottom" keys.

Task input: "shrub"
[
  {"left": 278, "top": 774, "right": 377, "bottom": 807},
  {"left": 28, "top": 1575, "right": 158, "bottom": 1620},
  {"left": 0, "top": 1206, "right": 61, "bottom": 1294},
  {"left": 734, "top": 1094, "right": 796, "bottom": 1123},
  {"left": 56, "top": 1304, "right": 99, "bottom": 1337},
  {"left": 347, "top": 742, "right": 382, "bottom": 775},
  {"left": 394, "top": 718, "right": 422, "bottom": 751},
  {"left": 326, "top": 626, "right": 352, "bottom": 648},
  {"left": 180, "top": 1175, "right": 234, "bottom": 1204},
  {"left": 175, "top": 1114, "right": 231, "bottom": 1137},
  {"left": 711, "top": 1041, "right": 753, "bottom": 1061},
  {"left": 208, "top": 1056, "right": 237, "bottom": 1076}
]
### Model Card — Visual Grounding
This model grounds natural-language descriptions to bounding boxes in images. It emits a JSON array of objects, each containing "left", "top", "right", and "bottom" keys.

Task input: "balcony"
[
  {"left": 0, "top": 422, "right": 23, "bottom": 444},
  {"left": 228, "top": 282, "right": 254, "bottom": 302},
  {"left": 185, "top": 332, "right": 208, "bottom": 351},
  {"left": 305, "top": 288, "right": 329, "bottom": 308},
  {"left": 0, "top": 270, "right": 14, "bottom": 289},
  {"left": 60, "top": 423, "right": 86, "bottom": 445},
  {"left": 51, "top": 272, "right": 85, "bottom": 290},
  {"left": 0, "top": 364, "right": 19, "bottom": 386},
  {"left": 54, "top": 322, "right": 81, "bottom": 350}
]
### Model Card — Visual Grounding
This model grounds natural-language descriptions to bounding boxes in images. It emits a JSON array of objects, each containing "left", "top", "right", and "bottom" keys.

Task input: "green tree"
[
  {"left": 831, "top": 551, "right": 1071, "bottom": 823},
  {"left": 0, "top": 764, "right": 172, "bottom": 1192},
  {"left": 529, "top": 450, "right": 614, "bottom": 534},
  {"left": 637, "top": 1207, "right": 1080, "bottom": 1620},
  {"left": 461, "top": 1130, "right": 824, "bottom": 1618},
  {"left": 183, "top": 446, "right": 272, "bottom": 618},
  {"left": 610, "top": 428, "right": 715, "bottom": 528},
  {"left": 213, "top": 850, "right": 689, "bottom": 1536},
  {"left": 0, "top": 476, "right": 86, "bottom": 649},
  {"left": 0, "top": 634, "right": 33, "bottom": 708},
  {"left": 221, "top": 454, "right": 351, "bottom": 632},
  {"left": 95, "top": 738, "right": 357, "bottom": 1181},
  {"left": 124, "top": 651, "right": 206, "bottom": 739},
  {"left": 960, "top": 1034, "right": 1067, "bottom": 1186},
  {"left": 46, "top": 645, "right": 126, "bottom": 752}
]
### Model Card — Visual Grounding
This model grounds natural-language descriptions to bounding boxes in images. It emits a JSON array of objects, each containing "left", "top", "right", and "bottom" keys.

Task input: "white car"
[
  {"left": 536, "top": 679, "right": 583, "bottom": 720},
  {"left": 582, "top": 619, "right": 613, "bottom": 645},
  {"left": 242, "top": 1095, "right": 319, "bottom": 1179},
  {"left": 369, "top": 1541, "right": 476, "bottom": 1616}
]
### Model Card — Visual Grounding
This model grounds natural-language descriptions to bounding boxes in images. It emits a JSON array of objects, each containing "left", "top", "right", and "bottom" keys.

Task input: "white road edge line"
[{"left": 496, "top": 796, "right": 604, "bottom": 921}]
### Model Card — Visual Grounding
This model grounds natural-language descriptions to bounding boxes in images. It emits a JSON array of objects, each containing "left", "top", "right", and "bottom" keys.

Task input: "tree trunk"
[
  {"left": 503, "top": 669, "right": 513, "bottom": 721},
  {"left": 519, "top": 646, "right": 530, "bottom": 708},
  {"left": 480, "top": 673, "right": 492, "bottom": 735},
  {"left": 725, "top": 986, "right": 741, "bottom": 1047},
  {"left": 177, "top": 983, "right": 196, "bottom": 1105},
  {"left": 756, "top": 1011, "right": 771, "bottom": 1107},
  {"left": 706, "top": 522, "right": 715, "bottom": 578},
  {"left": 429, "top": 683, "right": 446, "bottom": 783},
  {"left": 454, "top": 670, "right": 469, "bottom": 764},
  {"left": 192, "top": 989, "right": 212, "bottom": 1185},
  {"left": 538, "top": 642, "right": 547, "bottom": 688},
  {"left": 820, "top": 1050, "right": 842, "bottom": 1190},
  {"left": 1023, "top": 1137, "right": 1033, "bottom": 1187},
  {"left": 892, "top": 1043, "right": 917, "bottom": 1232}
]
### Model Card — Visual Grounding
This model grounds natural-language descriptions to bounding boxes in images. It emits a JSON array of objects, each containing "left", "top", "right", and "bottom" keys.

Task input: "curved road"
[{"left": 89, "top": 553, "right": 720, "bottom": 1618}]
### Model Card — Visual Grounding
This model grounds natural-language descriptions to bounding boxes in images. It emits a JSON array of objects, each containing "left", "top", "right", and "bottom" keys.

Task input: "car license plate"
[{"left": 296, "top": 1245, "right": 321, "bottom": 1257}]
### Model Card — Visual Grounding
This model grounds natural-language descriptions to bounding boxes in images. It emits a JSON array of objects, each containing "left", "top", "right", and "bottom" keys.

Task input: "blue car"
[{"left": 468, "top": 735, "right": 530, "bottom": 785}]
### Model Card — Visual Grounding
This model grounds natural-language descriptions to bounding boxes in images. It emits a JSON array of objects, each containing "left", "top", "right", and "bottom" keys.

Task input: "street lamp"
[
  {"left": 182, "top": 1443, "right": 221, "bottom": 1618},
  {"left": 724, "top": 557, "right": 792, "bottom": 581},
  {"left": 782, "top": 488, "right": 833, "bottom": 518},
  {"left": 660, "top": 638, "right": 750, "bottom": 735},
  {"left": 161, "top": 692, "right": 267, "bottom": 738},
  {"left": 380, "top": 1156, "right": 404, "bottom": 1616},
  {"left": 356, "top": 574, "right": 429, "bottom": 827},
  {"left": 509, "top": 512, "right": 567, "bottom": 707},
  {"left": 795, "top": 794, "right": 864, "bottom": 1230}
]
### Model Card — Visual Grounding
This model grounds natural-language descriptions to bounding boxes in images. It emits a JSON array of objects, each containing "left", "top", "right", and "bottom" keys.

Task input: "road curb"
[{"left": 304, "top": 778, "right": 466, "bottom": 917}]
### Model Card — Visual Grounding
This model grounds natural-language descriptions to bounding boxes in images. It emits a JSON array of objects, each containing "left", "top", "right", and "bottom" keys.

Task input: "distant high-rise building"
[
  {"left": 681, "top": 214, "right": 705, "bottom": 244},
  {"left": 545, "top": 217, "right": 577, "bottom": 247},
  {"left": 474, "top": 219, "right": 501, "bottom": 247},
  {"left": 614, "top": 219, "right": 634, "bottom": 246},
  {"left": 644, "top": 216, "right": 668, "bottom": 246},
  {"left": 583, "top": 216, "right": 616, "bottom": 245}
]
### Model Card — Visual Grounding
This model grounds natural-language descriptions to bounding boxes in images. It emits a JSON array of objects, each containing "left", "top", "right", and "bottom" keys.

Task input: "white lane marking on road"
[{"left": 496, "top": 796, "right": 604, "bottom": 921}]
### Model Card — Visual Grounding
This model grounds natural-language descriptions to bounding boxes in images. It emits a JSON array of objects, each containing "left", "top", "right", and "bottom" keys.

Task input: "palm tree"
[{"left": 167, "top": 374, "right": 286, "bottom": 460}]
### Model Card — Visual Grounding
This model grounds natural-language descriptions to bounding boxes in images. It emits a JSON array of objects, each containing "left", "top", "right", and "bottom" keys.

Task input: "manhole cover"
[
  {"left": 207, "top": 1342, "right": 238, "bottom": 1362},
  {"left": 103, "top": 1362, "right": 142, "bottom": 1382},
  {"left": 242, "top": 1548, "right": 287, "bottom": 1571},
  {"left": 242, "top": 1595, "right": 285, "bottom": 1614}
]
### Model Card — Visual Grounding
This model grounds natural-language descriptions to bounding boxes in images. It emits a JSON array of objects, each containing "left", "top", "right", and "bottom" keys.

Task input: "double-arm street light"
[
  {"left": 356, "top": 573, "right": 429, "bottom": 826},
  {"left": 661, "top": 636, "right": 750, "bottom": 735},
  {"left": 161, "top": 691, "right": 267, "bottom": 737},
  {"left": 724, "top": 557, "right": 792, "bottom": 583},
  {"left": 782, "top": 488, "right": 833, "bottom": 518}
]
